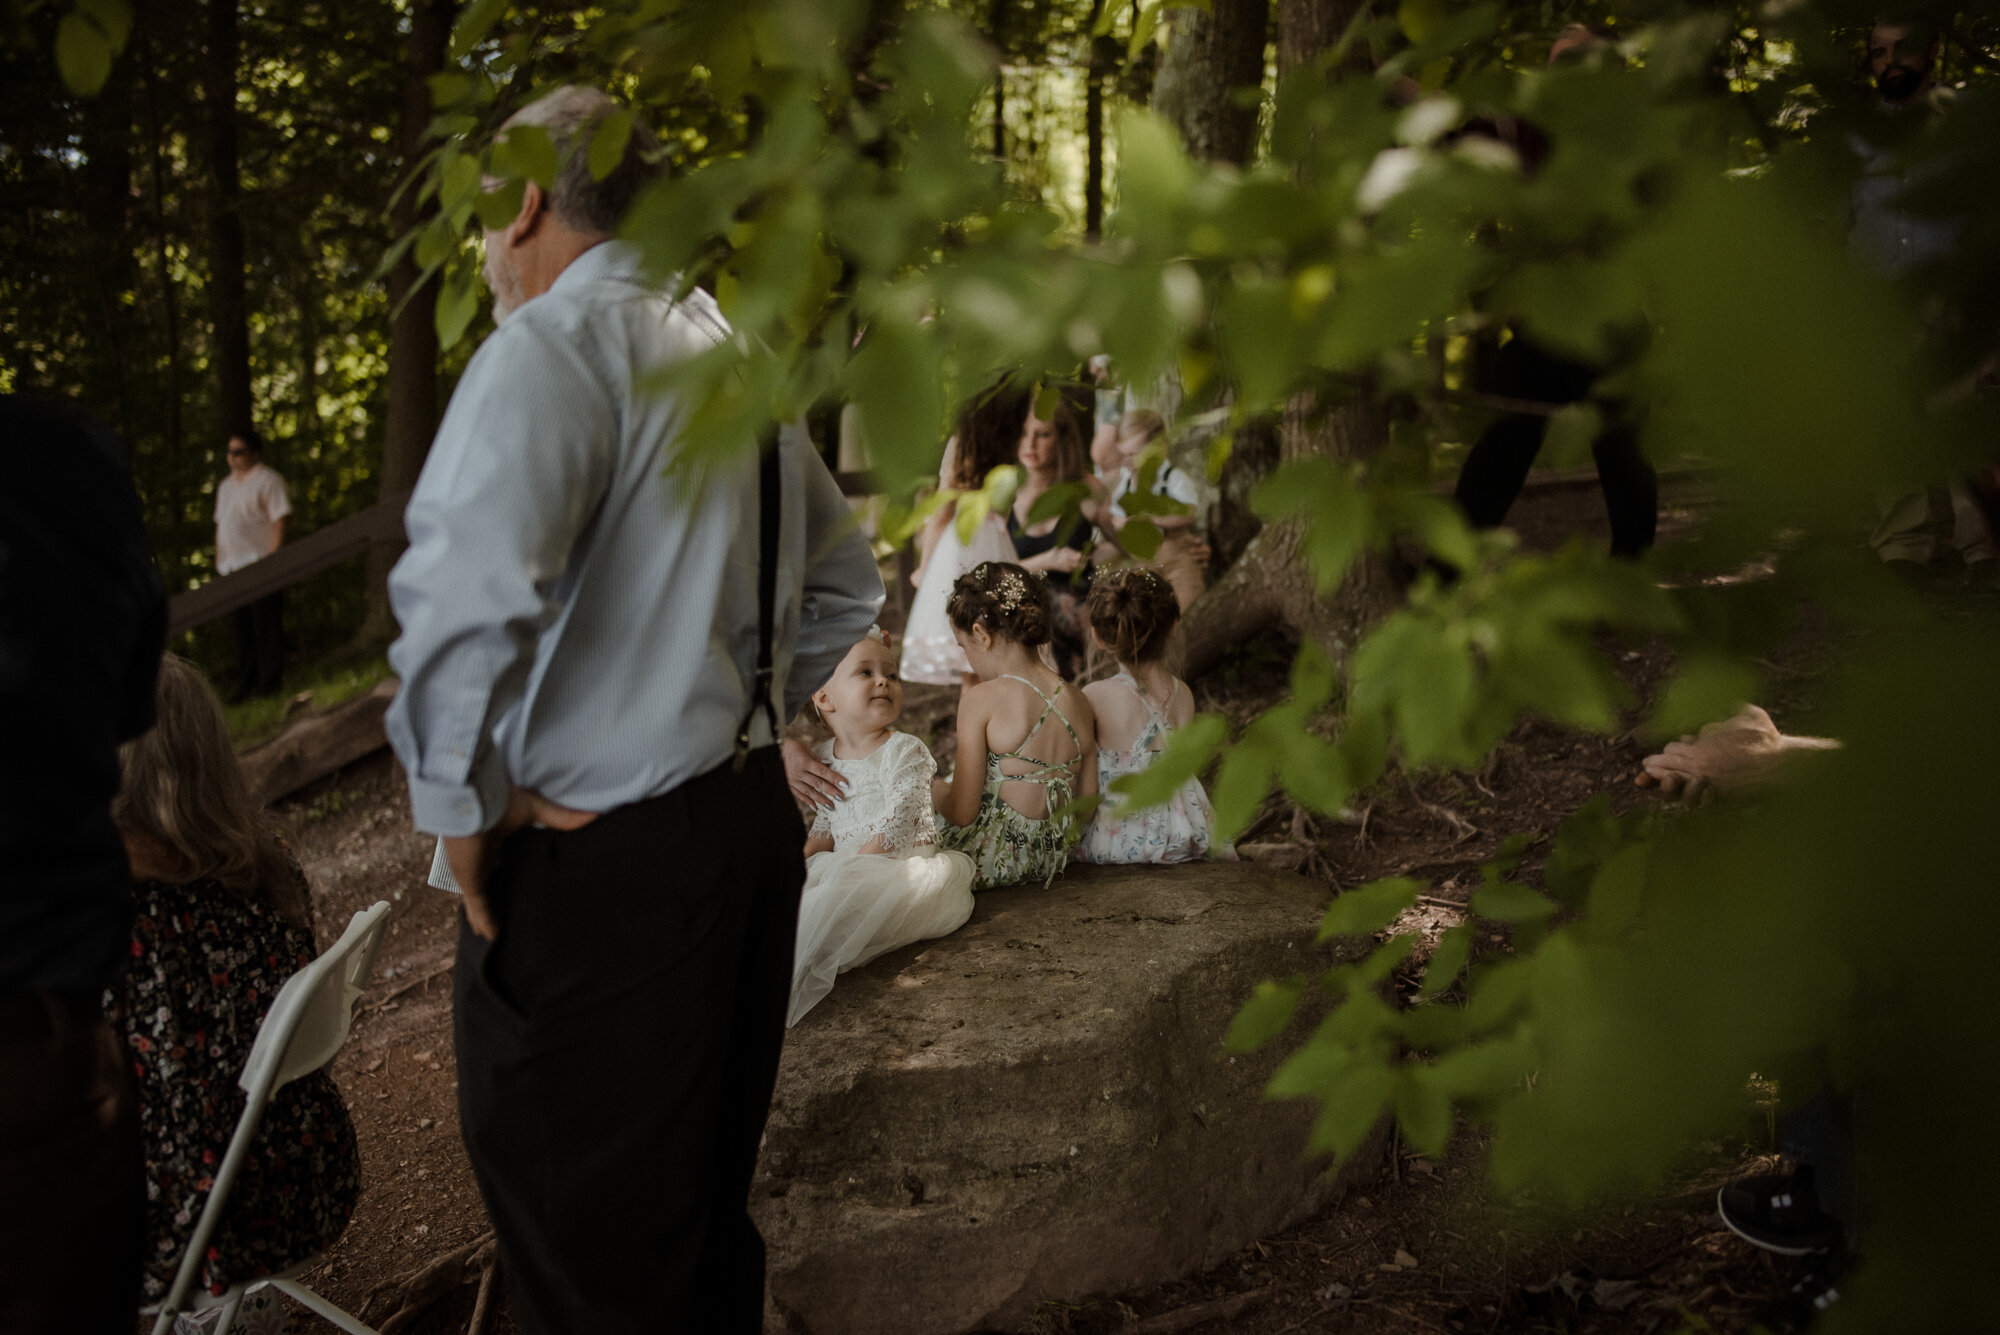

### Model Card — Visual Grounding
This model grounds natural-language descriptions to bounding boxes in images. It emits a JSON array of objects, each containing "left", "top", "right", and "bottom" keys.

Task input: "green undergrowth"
[{"left": 224, "top": 651, "right": 393, "bottom": 750}]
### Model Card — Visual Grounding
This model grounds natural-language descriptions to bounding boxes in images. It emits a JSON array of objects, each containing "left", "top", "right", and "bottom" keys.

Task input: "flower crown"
[{"left": 864, "top": 624, "right": 891, "bottom": 648}]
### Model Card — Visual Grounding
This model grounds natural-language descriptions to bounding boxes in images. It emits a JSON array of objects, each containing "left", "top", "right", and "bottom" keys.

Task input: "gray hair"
[{"left": 501, "top": 86, "right": 662, "bottom": 236}]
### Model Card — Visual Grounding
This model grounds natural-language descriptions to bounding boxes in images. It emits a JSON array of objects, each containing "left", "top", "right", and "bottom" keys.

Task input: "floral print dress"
[
  {"left": 106, "top": 875, "right": 361, "bottom": 1301},
  {"left": 1076, "top": 672, "right": 1225, "bottom": 865},
  {"left": 938, "top": 674, "right": 1085, "bottom": 890}
]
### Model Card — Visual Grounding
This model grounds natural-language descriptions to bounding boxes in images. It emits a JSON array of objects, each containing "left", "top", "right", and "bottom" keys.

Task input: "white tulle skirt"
[
  {"left": 900, "top": 513, "right": 1016, "bottom": 684},
  {"left": 788, "top": 846, "right": 977, "bottom": 1025}
]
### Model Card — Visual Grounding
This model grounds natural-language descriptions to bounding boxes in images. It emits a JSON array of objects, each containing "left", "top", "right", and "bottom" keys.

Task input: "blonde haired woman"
[{"left": 109, "top": 655, "right": 358, "bottom": 1324}]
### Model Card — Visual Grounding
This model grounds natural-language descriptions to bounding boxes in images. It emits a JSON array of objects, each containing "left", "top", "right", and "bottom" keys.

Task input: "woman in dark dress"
[
  {"left": 1008, "top": 396, "right": 1108, "bottom": 677},
  {"left": 108, "top": 654, "right": 359, "bottom": 1318}
]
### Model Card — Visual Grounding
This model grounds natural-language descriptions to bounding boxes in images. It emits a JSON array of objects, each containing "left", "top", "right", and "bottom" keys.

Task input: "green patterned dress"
[{"left": 938, "top": 673, "right": 1085, "bottom": 890}]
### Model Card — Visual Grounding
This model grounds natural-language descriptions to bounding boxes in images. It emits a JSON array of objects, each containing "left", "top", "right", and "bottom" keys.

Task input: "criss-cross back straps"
[
  {"left": 990, "top": 673, "right": 1082, "bottom": 781},
  {"left": 1114, "top": 671, "right": 1178, "bottom": 752}
]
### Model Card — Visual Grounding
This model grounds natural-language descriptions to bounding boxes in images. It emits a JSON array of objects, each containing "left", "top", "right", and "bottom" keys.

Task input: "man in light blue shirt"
[{"left": 385, "top": 87, "right": 881, "bottom": 1334}]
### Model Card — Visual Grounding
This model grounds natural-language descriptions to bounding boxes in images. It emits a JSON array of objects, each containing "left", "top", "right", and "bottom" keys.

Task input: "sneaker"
[{"left": 1717, "top": 1171, "right": 1840, "bottom": 1255}]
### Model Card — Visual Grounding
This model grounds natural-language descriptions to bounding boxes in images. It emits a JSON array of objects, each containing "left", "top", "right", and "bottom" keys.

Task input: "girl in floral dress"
[
  {"left": 107, "top": 654, "right": 359, "bottom": 1329},
  {"left": 791, "top": 629, "right": 977, "bottom": 1025},
  {"left": 933, "top": 562, "right": 1098, "bottom": 889},
  {"left": 1076, "top": 568, "right": 1228, "bottom": 864}
]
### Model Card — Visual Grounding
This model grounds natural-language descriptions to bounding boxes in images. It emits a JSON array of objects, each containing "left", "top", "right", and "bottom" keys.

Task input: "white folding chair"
[{"left": 144, "top": 900, "right": 394, "bottom": 1335}]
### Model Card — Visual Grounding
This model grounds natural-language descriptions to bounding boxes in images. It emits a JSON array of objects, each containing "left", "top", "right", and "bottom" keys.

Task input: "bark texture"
[
  {"left": 1178, "top": 0, "right": 1398, "bottom": 679},
  {"left": 1151, "top": 0, "right": 1270, "bottom": 168},
  {"left": 204, "top": 0, "right": 253, "bottom": 441},
  {"left": 360, "top": 0, "right": 452, "bottom": 645}
]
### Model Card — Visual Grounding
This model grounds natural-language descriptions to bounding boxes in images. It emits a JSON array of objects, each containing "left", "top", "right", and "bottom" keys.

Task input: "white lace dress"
[
  {"left": 900, "top": 443, "right": 1018, "bottom": 684},
  {"left": 791, "top": 730, "right": 977, "bottom": 1025}
]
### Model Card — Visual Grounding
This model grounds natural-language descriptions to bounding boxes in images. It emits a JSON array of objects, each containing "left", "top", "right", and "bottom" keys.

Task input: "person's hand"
[
  {"left": 1635, "top": 704, "right": 1838, "bottom": 804},
  {"left": 444, "top": 787, "right": 598, "bottom": 941},
  {"left": 1031, "top": 546, "right": 1084, "bottom": 575},
  {"left": 783, "top": 735, "right": 847, "bottom": 809}
]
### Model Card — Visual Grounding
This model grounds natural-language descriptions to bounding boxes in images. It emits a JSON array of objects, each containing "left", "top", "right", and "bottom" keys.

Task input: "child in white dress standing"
[
  {"left": 901, "top": 383, "right": 1030, "bottom": 686},
  {"left": 792, "top": 629, "right": 977, "bottom": 1025},
  {"left": 1077, "top": 568, "right": 1226, "bottom": 864}
]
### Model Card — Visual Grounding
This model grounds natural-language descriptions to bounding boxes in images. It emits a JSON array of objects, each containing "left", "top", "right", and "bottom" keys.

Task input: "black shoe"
[{"left": 1717, "top": 1171, "right": 1840, "bottom": 1255}]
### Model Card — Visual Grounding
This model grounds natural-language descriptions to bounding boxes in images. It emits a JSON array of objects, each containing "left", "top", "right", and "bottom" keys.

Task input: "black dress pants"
[
  {"left": 1454, "top": 335, "right": 1658, "bottom": 559},
  {"left": 0, "top": 990, "right": 142, "bottom": 1334},
  {"left": 231, "top": 591, "right": 284, "bottom": 697},
  {"left": 453, "top": 747, "right": 805, "bottom": 1335}
]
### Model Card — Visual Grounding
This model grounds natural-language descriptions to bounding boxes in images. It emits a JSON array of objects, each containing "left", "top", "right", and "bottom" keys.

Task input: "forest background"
[{"left": 7, "top": 1, "right": 2000, "bottom": 1330}]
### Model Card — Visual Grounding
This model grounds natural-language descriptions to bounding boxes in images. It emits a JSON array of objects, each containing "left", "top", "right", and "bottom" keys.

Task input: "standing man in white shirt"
[
  {"left": 384, "top": 87, "right": 882, "bottom": 1334},
  {"left": 212, "top": 428, "right": 290, "bottom": 701}
]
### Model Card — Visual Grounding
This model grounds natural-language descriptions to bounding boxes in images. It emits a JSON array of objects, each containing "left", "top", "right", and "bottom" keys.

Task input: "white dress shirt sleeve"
[
  {"left": 786, "top": 425, "right": 886, "bottom": 722},
  {"left": 385, "top": 319, "right": 619, "bottom": 836}
]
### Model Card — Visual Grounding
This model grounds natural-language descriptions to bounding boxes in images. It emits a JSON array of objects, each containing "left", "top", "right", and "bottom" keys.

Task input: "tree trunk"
[
  {"left": 1151, "top": 0, "right": 1268, "bottom": 168},
  {"left": 1084, "top": 23, "right": 1111, "bottom": 237},
  {"left": 359, "top": 0, "right": 452, "bottom": 647},
  {"left": 140, "top": 32, "right": 185, "bottom": 468},
  {"left": 203, "top": 0, "right": 252, "bottom": 442},
  {"left": 1179, "top": 0, "right": 1398, "bottom": 680},
  {"left": 988, "top": 0, "right": 1007, "bottom": 160}
]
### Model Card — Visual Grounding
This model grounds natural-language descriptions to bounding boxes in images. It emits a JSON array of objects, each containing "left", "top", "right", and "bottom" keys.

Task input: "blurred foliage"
[
  {"left": 16, "top": 0, "right": 2000, "bottom": 1323},
  {"left": 420, "top": 1, "right": 1998, "bottom": 1326}
]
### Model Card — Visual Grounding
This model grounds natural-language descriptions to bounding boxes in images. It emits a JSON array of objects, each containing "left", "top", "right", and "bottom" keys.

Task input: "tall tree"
[
  {"left": 1151, "top": 0, "right": 1268, "bottom": 167},
  {"left": 1177, "top": 0, "right": 1394, "bottom": 675},
  {"left": 203, "top": 0, "right": 252, "bottom": 440},
  {"left": 362, "top": 0, "right": 454, "bottom": 644}
]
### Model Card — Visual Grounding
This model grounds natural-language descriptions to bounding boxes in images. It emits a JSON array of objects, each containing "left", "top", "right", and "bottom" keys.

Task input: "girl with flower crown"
[{"left": 932, "top": 562, "right": 1098, "bottom": 890}]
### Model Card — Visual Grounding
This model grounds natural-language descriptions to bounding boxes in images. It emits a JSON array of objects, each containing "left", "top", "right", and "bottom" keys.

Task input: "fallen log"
[{"left": 239, "top": 677, "right": 397, "bottom": 807}]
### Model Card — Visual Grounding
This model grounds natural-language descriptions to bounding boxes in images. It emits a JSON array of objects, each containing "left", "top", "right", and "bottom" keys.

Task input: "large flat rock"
[{"left": 754, "top": 861, "right": 1380, "bottom": 1335}]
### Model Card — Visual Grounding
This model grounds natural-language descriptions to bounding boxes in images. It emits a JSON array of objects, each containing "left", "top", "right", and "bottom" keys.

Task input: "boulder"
[{"left": 754, "top": 860, "right": 1382, "bottom": 1335}]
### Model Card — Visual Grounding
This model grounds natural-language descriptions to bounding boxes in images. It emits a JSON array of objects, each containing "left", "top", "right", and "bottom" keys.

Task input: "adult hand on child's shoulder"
[{"left": 784, "top": 735, "right": 847, "bottom": 809}]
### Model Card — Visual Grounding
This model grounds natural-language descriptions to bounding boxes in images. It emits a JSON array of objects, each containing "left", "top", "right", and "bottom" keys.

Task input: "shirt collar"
[{"left": 549, "top": 239, "right": 645, "bottom": 295}]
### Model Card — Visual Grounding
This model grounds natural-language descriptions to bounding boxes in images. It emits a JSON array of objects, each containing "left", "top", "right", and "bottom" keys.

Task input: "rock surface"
[{"left": 754, "top": 860, "right": 1380, "bottom": 1335}]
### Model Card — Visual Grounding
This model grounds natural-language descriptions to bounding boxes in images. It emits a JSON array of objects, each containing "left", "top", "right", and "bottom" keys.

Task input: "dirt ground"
[{"left": 261, "top": 480, "right": 1845, "bottom": 1333}]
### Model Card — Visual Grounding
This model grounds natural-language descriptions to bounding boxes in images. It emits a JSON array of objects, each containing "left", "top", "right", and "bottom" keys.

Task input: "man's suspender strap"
[{"left": 734, "top": 430, "right": 782, "bottom": 772}]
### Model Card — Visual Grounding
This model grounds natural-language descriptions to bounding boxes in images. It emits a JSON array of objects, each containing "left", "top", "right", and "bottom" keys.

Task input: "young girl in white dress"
[
  {"left": 901, "top": 383, "right": 1030, "bottom": 686},
  {"left": 934, "top": 562, "right": 1098, "bottom": 890},
  {"left": 791, "top": 628, "right": 977, "bottom": 1025},
  {"left": 1077, "top": 568, "right": 1227, "bottom": 864}
]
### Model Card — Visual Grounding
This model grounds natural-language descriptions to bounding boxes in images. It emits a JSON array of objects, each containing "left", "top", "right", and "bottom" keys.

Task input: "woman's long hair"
[
  {"left": 114, "top": 653, "right": 307, "bottom": 927},
  {"left": 949, "top": 378, "right": 1033, "bottom": 490}
]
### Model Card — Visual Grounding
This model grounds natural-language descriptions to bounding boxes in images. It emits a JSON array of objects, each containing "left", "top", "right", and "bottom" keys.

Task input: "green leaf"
[
  {"left": 1109, "top": 713, "right": 1226, "bottom": 813},
  {"left": 450, "top": 0, "right": 510, "bottom": 60},
  {"left": 1289, "top": 639, "right": 1338, "bottom": 710},
  {"left": 1395, "top": 1071, "right": 1453, "bottom": 1158},
  {"left": 1541, "top": 403, "right": 1604, "bottom": 471},
  {"left": 439, "top": 151, "right": 483, "bottom": 222},
  {"left": 953, "top": 492, "right": 990, "bottom": 546},
  {"left": 435, "top": 263, "right": 482, "bottom": 350},
  {"left": 494, "top": 122, "right": 558, "bottom": 189},
  {"left": 475, "top": 178, "right": 527, "bottom": 231},
  {"left": 1120, "top": 516, "right": 1163, "bottom": 560},
  {"left": 1210, "top": 735, "right": 1277, "bottom": 845},
  {"left": 1226, "top": 977, "right": 1306, "bottom": 1053},
  {"left": 1306, "top": 1061, "right": 1395, "bottom": 1159},
  {"left": 55, "top": 13, "right": 112, "bottom": 96},
  {"left": 1318, "top": 877, "right": 1420, "bottom": 942},
  {"left": 76, "top": 0, "right": 131, "bottom": 50},
  {"left": 1354, "top": 933, "right": 1418, "bottom": 984},
  {"left": 1419, "top": 924, "right": 1474, "bottom": 998},
  {"left": 1268, "top": 1033, "right": 1356, "bottom": 1100},
  {"left": 1026, "top": 479, "right": 1092, "bottom": 525},
  {"left": 1127, "top": 0, "right": 1163, "bottom": 59},
  {"left": 1645, "top": 653, "right": 1760, "bottom": 742},
  {"left": 1462, "top": 960, "right": 1528, "bottom": 1034},
  {"left": 1584, "top": 843, "right": 1648, "bottom": 940},
  {"left": 1470, "top": 881, "right": 1556, "bottom": 923},
  {"left": 848, "top": 318, "right": 945, "bottom": 489},
  {"left": 588, "top": 107, "right": 635, "bottom": 182},
  {"left": 1277, "top": 730, "right": 1350, "bottom": 818},
  {"left": 1422, "top": 1033, "right": 1534, "bottom": 1101}
]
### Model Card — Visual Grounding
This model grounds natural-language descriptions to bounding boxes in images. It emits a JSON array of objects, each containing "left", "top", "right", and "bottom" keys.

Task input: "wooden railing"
[{"left": 170, "top": 471, "right": 909, "bottom": 636}]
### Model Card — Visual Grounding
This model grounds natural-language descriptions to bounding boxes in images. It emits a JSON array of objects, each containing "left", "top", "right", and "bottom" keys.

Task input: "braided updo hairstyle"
[
  {"left": 1086, "top": 566, "right": 1180, "bottom": 665},
  {"left": 947, "top": 561, "right": 1053, "bottom": 648}
]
